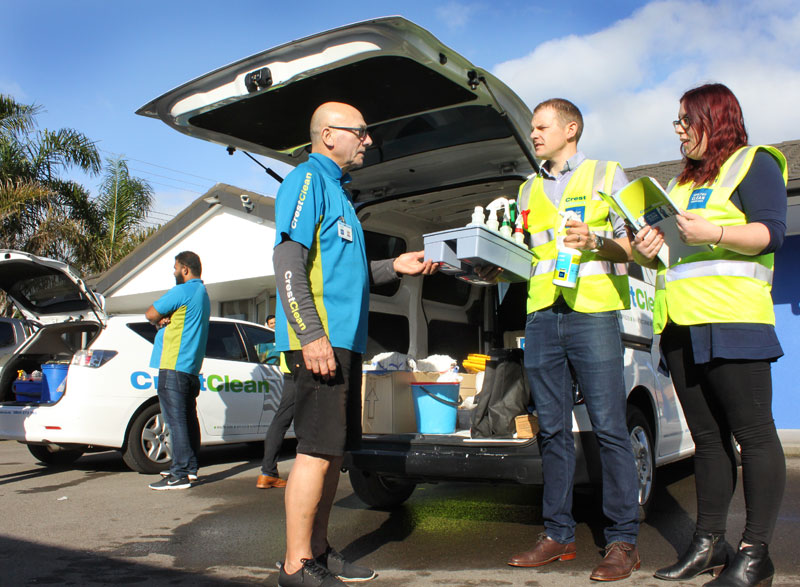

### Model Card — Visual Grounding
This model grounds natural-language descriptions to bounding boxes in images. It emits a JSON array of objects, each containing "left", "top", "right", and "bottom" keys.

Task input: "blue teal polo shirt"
[
  {"left": 149, "top": 278, "right": 211, "bottom": 375},
  {"left": 274, "top": 153, "right": 369, "bottom": 353}
]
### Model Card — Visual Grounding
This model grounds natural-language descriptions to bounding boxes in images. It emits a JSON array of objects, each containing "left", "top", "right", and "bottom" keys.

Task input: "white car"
[{"left": 0, "top": 249, "right": 284, "bottom": 473}]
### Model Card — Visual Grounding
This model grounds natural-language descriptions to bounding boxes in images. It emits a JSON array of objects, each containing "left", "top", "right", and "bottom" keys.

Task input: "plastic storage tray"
[
  {"left": 423, "top": 225, "right": 533, "bottom": 284},
  {"left": 13, "top": 380, "right": 42, "bottom": 402}
]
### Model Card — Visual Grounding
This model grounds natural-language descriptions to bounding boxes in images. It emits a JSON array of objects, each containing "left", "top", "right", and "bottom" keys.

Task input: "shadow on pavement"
[{"left": 0, "top": 535, "right": 266, "bottom": 585}]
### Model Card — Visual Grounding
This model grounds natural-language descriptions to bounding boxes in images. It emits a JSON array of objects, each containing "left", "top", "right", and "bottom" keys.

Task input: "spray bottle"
[
  {"left": 468, "top": 206, "right": 485, "bottom": 227},
  {"left": 552, "top": 210, "right": 581, "bottom": 288},
  {"left": 485, "top": 197, "right": 509, "bottom": 232},
  {"left": 513, "top": 214, "right": 526, "bottom": 246}
]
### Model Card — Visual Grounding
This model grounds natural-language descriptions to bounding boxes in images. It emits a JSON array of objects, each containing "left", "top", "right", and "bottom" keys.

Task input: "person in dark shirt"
[{"left": 632, "top": 83, "right": 787, "bottom": 587}]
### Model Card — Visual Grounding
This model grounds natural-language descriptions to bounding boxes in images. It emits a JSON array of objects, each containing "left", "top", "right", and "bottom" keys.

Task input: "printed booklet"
[{"left": 598, "top": 176, "right": 711, "bottom": 266}]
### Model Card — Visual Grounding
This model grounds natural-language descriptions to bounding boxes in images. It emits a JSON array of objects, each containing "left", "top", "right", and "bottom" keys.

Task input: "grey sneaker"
[
  {"left": 317, "top": 546, "right": 376, "bottom": 582},
  {"left": 149, "top": 475, "right": 191, "bottom": 490},
  {"left": 278, "top": 558, "right": 345, "bottom": 586},
  {"left": 160, "top": 470, "right": 198, "bottom": 481}
]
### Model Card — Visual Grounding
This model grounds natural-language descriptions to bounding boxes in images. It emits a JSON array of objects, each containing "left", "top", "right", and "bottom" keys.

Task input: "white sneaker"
[{"left": 160, "top": 470, "right": 198, "bottom": 481}]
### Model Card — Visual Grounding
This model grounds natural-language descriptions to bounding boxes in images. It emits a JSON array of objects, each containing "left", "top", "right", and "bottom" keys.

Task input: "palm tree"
[
  {"left": 92, "top": 157, "right": 155, "bottom": 272},
  {"left": 0, "top": 94, "right": 101, "bottom": 266}
]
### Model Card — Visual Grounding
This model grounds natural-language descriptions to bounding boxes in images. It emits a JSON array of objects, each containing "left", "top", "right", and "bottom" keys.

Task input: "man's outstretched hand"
[{"left": 393, "top": 251, "right": 439, "bottom": 276}]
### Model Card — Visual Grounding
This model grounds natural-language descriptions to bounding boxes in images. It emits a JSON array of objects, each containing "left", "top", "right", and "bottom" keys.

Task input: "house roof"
[
  {"left": 93, "top": 139, "right": 800, "bottom": 295},
  {"left": 91, "top": 183, "right": 276, "bottom": 294},
  {"left": 626, "top": 139, "right": 800, "bottom": 194}
]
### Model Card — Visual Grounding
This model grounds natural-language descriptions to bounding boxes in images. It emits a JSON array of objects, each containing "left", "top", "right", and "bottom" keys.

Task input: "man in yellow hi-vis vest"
[{"left": 506, "top": 99, "right": 641, "bottom": 581}]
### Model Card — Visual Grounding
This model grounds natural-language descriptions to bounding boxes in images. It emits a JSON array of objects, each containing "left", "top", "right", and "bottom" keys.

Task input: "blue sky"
[{"left": 3, "top": 0, "right": 799, "bottom": 224}]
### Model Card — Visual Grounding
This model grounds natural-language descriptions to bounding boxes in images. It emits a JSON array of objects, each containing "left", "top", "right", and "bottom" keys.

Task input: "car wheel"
[
  {"left": 122, "top": 403, "right": 172, "bottom": 474},
  {"left": 348, "top": 468, "right": 416, "bottom": 509},
  {"left": 28, "top": 443, "right": 84, "bottom": 466},
  {"left": 627, "top": 405, "right": 655, "bottom": 520}
]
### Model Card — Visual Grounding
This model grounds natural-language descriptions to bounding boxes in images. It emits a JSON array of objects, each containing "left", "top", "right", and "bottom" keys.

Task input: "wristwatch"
[{"left": 590, "top": 234, "right": 605, "bottom": 252}]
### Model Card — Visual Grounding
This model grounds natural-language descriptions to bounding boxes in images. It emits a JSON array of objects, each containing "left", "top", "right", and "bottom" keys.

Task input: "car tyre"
[
  {"left": 27, "top": 443, "right": 84, "bottom": 466},
  {"left": 627, "top": 404, "right": 655, "bottom": 520},
  {"left": 122, "top": 403, "right": 172, "bottom": 474},
  {"left": 348, "top": 468, "right": 416, "bottom": 509}
]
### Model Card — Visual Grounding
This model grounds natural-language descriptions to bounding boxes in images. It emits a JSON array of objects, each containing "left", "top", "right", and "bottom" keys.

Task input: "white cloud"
[
  {"left": 492, "top": 0, "right": 800, "bottom": 167},
  {"left": 436, "top": 1, "right": 482, "bottom": 30},
  {"left": 0, "top": 80, "right": 27, "bottom": 101}
]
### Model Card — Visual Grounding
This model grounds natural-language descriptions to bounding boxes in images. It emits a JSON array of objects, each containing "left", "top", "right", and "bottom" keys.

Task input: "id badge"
[{"left": 337, "top": 218, "right": 353, "bottom": 242}]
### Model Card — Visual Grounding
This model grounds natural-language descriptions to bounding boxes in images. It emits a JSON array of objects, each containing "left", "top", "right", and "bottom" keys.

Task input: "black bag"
[{"left": 470, "top": 348, "right": 532, "bottom": 438}]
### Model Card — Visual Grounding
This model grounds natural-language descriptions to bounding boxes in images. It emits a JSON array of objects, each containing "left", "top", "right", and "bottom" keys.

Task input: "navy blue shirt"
[{"left": 686, "top": 151, "right": 786, "bottom": 363}]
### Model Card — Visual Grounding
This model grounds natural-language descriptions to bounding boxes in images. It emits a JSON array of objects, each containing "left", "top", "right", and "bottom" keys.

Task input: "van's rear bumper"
[{"left": 344, "top": 432, "right": 599, "bottom": 485}]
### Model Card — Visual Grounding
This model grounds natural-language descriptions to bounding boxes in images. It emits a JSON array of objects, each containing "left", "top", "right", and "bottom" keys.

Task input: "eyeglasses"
[
  {"left": 328, "top": 125, "right": 369, "bottom": 141},
  {"left": 672, "top": 116, "right": 691, "bottom": 131}
]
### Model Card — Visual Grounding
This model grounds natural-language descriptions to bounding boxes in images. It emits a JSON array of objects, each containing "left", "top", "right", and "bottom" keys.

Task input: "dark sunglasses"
[{"left": 328, "top": 125, "right": 369, "bottom": 140}]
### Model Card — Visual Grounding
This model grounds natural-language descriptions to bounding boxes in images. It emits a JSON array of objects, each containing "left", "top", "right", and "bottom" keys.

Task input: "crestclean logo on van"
[
  {"left": 629, "top": 286, "right": 654, "bottom": 312},
  {"left": 290, "top": 172, "right": 313, "bottom": 229},
  {"left": 130, "top": 371, "right": 270, "bottom": 393}
]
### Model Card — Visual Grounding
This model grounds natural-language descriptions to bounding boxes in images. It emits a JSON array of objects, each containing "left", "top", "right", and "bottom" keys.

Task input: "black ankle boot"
[
  {"left": 654, "top": 531, "right": 731, "bottom": 581},
  {"left": 704, "top": 542, "right": 774, "bottom": 587}
]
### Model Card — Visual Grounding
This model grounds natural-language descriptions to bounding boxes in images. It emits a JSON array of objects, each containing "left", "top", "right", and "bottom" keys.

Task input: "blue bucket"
[
  {"left": 410, "top": 382, "right": 461, "bottom": 434},
  {"left": 41, "top": 363, "right": 69, "bottom": 403}
]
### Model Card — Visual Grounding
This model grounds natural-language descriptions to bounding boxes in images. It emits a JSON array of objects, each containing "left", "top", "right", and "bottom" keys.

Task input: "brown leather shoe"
[
  {"left": 590, "top": 541, "right": 640, "bottom": 581},
  {"left": 508, "top": 533, "right": 577, "bottom": 567},
  {"left": 256, "top": 474, "right": 287, "bottom": 489}
]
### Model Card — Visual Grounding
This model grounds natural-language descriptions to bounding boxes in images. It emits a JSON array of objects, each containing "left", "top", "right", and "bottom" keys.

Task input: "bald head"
[{"left": 309, "top": 102, "right": 372, "bottom": 172}]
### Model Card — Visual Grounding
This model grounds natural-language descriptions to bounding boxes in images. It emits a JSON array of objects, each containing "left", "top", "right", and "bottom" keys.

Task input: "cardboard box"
[
  {"left": 514, "top": 413, "right": 539, "bottom": 438},
  {"left": 361, "top": 371, "right": 449, "bottom": 434},
  {"left": 459, "top": 373, "right": 478, "bottom": 401}
]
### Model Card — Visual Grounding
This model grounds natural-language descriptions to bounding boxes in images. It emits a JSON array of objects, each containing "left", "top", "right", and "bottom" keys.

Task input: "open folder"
[{"left": 598, "top": 176, "right": 712, "bottom": 267}]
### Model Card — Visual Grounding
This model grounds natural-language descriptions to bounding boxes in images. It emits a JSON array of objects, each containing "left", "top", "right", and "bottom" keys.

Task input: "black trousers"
[
  {"left": 261, "top": 378, "right": 295, "bottom": 476},
  {"left": 661, "top": 324, "right": 785, "bottom": 544}
]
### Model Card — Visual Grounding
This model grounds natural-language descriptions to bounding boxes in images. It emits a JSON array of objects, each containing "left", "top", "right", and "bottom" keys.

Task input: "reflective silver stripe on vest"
[
  {"left": 530, "top": 228, "right": 555, "bottom": 248},
  {"left": 579, "top": 260, "right": 627, "bottom": 277},
  {"left": 664, "top": 259, "right": 773, "bottom": 285},
  {"left": 532, "top": 258, "right": 557, "bottom": 276},
  {"left": 718, "top": 148, "right": 751, "bottom": 189},
  {"left": 532, "top": 258, "right": 627, "bottom": 278},
  {"left": 592, "top": 160, "right": 609, "bottom": 199}
]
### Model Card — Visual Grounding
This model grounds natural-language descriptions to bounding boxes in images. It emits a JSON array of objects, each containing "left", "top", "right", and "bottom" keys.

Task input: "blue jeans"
[
  {"left": 524, "top": 301, "right": 639, "bottom": 545},
  {"left": 157, "top": 369, "right": 201, "bottom": 477}
]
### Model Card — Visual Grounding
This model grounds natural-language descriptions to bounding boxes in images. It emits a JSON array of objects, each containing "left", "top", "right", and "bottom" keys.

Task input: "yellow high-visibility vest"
[
  {"left": 520, "top": 159, "right": 629, "bottom": 314},
  {"left": 652, "top": 145, "right": 787, "bottom": 333}
]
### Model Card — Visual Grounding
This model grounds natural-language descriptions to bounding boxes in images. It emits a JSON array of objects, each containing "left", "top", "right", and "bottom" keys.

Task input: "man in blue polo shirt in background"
[{"left": 145, "top": 251, "right": 210, "bottom": 490}]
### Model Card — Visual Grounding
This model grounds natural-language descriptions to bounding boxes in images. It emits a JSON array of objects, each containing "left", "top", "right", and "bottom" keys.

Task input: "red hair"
[{"left": 676, "top": 83, "right": 748, "bottom": 187}]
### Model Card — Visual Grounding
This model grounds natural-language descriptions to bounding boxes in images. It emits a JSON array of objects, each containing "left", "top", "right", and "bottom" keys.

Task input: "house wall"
[
  {"left": 103, "top": 206, "right": 277, "bottom": 321},
  {"left": 112, "top": 209, "right": 275, "bottom": 298},
  {"left": 772, "top": 233, "right": 799, "bottom": 430}
]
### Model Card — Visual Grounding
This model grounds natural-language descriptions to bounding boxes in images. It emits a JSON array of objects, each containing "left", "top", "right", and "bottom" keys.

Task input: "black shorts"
[{"left": 286, "top": 347, "right": 362, "bottom": 457}]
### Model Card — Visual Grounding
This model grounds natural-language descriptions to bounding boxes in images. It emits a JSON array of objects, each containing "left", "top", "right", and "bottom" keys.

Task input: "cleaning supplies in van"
[
  {"left": 462, "top": 353, "right": 490, "bottom": 373},
  {"left": 364, "top": 352, "right": 414, "bottom": 371},
  {"left": 415, "top": 354, "right": 458, "bottom": 376}
]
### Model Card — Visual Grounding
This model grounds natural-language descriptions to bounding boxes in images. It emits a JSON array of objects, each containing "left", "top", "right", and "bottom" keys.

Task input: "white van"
[{"left": 139, "top": 16, "right": 693, "bottom": 512}]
